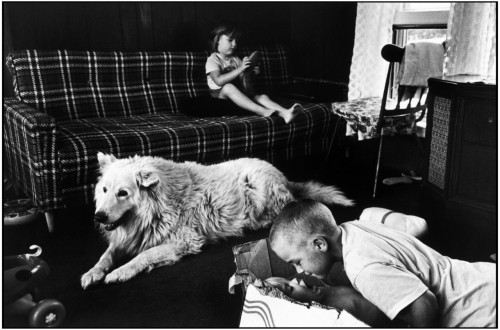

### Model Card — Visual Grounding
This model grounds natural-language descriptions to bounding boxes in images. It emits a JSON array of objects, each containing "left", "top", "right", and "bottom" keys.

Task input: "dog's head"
[{"left": 94, "top": 152, "right": 160, "bottom": 231}]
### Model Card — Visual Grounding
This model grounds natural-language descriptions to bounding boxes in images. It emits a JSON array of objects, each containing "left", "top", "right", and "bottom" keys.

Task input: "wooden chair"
[
  {"left": 372, "top": 44, "right": 429, "bottom": 198},
  {"left": 331, "top": 43, "right": 443, "bottom": 197}
]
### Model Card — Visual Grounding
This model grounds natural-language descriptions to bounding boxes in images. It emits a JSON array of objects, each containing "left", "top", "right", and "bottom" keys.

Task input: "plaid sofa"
[{"left": 3, "top": 45, "right": 345, "bottom": 214}]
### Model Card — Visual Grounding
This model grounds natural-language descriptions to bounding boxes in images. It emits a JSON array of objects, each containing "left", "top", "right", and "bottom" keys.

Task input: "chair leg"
[
  {"left": 321, "top": 119, "right": 342, "bottom": 172},
  {"left": 414, "top": 134, "right": 425, "bottom": 158},
  {"left": 45, "top": 212, "right": 55, "bottom": 233},
  {"left": 372, "top": 134, "right": 384, "bottom": 198}
]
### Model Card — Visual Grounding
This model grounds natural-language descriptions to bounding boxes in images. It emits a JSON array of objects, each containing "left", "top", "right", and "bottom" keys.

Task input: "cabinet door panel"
[
  {"left": 462, "top": 99, "right": 497, "bottom": 147},
  {"left": 454, "top": 142, "right": 496, "bottom": 205}
]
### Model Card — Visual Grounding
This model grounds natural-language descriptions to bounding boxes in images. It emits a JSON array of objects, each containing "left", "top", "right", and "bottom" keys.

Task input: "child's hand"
[
  {"left": 253, "top": 66, "right": 260, "bottom": 75},
  {"left": 240, "top": 57, "right": 252, "bottom": 72}
]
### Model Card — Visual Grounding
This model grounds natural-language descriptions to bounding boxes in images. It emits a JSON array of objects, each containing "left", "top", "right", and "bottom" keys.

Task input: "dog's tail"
[{"left": 288, "top": 181, "right": 354, "bottom": 206}]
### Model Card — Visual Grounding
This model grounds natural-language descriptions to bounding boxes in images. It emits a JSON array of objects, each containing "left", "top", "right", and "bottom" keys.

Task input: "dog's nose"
[{"left": 94, "top": 212, "right": 108, "bottom": 223}]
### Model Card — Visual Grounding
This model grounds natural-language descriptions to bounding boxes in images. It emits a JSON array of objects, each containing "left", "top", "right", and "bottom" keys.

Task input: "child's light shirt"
[
  {"left": 205, "top": 53, "right": 242, "bottom": 90},
  {"left": 339, "top": 221, "right": 496, "bottom": 327}
]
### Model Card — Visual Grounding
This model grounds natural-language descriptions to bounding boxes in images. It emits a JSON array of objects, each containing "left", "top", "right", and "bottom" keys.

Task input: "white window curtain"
[
  {"left": 444, "top": 3, "right": 497, "bottom": 78},
  {"left": 348, "top": 3, "right": 402, "bottom": 100}
]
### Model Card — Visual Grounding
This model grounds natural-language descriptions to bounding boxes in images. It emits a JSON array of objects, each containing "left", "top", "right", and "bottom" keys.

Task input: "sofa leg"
[{"left": 45, "top": 212, "right": 55, "bottom": 233}]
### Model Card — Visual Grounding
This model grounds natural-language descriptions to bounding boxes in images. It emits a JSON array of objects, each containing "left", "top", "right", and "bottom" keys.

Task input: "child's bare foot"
[
  {"left": 263, "top": 110, "right": 279, "bottom": 118},
  {"left": 279, "top": 103, "right": 302, "bottom": 124}
]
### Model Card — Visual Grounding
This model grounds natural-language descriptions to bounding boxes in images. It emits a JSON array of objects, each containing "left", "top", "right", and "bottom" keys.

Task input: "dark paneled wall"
[
  {"left": 3, "top": 3, "right": 291, "bottom": 51},
  {"left": 3, "top": 2, "right": 356, "bottom": 96},
  {"left": 290, "top": 3, "right": 357, "bottom": 82}
]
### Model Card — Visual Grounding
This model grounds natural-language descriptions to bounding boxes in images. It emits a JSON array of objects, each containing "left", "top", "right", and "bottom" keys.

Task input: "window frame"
[
  {"left": 389, "top": 8, "right": 449, "bottom": 98},
  {"left": 393, "top": 10, "right": 450, "bottom": 29},
  {"left": 392, "top": 10, "right": 449, "bottom": 45}
]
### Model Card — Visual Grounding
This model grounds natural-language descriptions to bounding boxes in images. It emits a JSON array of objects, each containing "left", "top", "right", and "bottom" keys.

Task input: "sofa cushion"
[
  {"left": 239, "top": 45, "right": 292, "bottom": 94},
  {"left": 56, "top": 100, "right": 336, "bottom": 206},
  {"left": 6, "top": 46, "right": 292, "bottom": 122},
  {"left": 6, "top": 50, "right": 210, "bottom": 120}
]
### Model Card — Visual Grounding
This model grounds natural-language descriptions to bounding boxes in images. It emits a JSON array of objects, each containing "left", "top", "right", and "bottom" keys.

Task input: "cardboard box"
[
  {"left": 229, "top": 238, "right": 367, "bottom": 327},
  {"left": 229, "top": 238, "right": 294, "bottom": 294}
]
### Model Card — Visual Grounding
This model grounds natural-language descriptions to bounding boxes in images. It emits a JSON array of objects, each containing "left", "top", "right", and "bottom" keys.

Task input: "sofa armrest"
[
  {"left": 277, "top": 77, "right": 348, "bottom": 103},
  {"left": 3, "top": 97, "right": 62, "bottom": 212}
]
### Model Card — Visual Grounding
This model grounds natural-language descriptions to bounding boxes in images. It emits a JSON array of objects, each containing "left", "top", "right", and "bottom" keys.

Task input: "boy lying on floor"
[
  {"left": 263, "top": 207, "right": 427, "bottom": 327},
  {"left": 268, "top": 201, "right": 496, "bottom": 327}
]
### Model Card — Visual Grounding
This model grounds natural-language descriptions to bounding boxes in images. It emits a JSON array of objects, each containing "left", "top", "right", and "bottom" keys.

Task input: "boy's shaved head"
[
  {"left": 269, "top": 200, "right": 341, "bottom": 280},
  {"left": 269, "top": 199, "right": 337, "bottom": 247}
]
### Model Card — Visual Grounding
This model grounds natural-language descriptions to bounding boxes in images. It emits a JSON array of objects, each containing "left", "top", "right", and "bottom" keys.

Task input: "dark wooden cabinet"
[{"left": 421, "top": 75, "right": 497, "bottom": 254}]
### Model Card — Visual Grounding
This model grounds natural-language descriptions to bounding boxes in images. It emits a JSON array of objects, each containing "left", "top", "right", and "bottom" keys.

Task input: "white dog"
[{"left": 81, "top": 153, "right": 353, "bottom": 289}]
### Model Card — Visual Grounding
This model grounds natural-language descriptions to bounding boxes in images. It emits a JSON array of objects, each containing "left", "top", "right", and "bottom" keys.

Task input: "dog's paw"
[
  {"left": 81, "top": 267, "right": 106, "bottom": 289},
  {"left": 104, "top": 267, "right": 136, "bottom": 284}
]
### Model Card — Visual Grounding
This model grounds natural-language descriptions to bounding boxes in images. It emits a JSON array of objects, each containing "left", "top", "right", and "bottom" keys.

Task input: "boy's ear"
[{"left": 313, "top": 237, "right": 329, "bottom": 252}]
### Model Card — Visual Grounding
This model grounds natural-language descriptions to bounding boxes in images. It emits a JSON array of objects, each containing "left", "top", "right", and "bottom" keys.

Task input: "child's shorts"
[{"left": 210, "top": 89, "right": 221, "bottom": 99}]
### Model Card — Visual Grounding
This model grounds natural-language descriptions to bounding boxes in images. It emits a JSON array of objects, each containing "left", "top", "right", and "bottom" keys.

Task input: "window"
[
  {"left": 390, "top": 3, "right": 451, "bottom": 129},
  {"left": 393, "top": 3, "right": 450, "bottom": 46}
]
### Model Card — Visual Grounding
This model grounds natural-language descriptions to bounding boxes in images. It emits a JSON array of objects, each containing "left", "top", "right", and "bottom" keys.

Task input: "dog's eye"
[
  {"left": 117, "top": 190, "right": 128, "bottom": 197},
  {"left": 103, "top": 187, "right": 107, "bottom": 193}
]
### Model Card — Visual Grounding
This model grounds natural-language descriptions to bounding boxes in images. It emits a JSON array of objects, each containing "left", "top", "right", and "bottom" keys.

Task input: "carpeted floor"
[{"left": 3, "top": 137, "right": 495, "bottom": 327}]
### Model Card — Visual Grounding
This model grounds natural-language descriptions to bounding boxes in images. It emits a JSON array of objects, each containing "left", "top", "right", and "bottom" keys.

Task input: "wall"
[
  {"left": 290, "top": 3, "right": 357, "bottom": 82},
  {"left": 3, "top": 2, "right": 356, "bottom": 96}
]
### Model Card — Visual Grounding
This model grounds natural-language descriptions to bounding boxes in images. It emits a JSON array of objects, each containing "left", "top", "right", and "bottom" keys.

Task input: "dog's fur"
[{"left": 81, "top": 153, "right": 354, "bottom": 288}]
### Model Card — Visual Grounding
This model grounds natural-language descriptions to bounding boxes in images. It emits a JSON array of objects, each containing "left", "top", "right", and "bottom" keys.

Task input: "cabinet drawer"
[{"left": 462, "top": 99, "right": 497, "bottom": 146}]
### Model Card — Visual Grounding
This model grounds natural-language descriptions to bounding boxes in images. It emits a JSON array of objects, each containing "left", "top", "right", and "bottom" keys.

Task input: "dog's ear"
[
  {"left": 136, "top": 171, "right": 160, "bottom": 188},
  {"left": 97, "top": 152, "right": 117, "bottom": 172}
]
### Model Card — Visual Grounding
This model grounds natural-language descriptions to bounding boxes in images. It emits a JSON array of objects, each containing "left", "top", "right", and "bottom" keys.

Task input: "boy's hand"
[{"left": 253, "top": 66, "right": 260, "bottom": 75}]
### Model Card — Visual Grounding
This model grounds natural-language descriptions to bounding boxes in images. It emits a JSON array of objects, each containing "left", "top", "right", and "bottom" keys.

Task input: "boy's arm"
[
  {"left": 395, "top": 290, "right": 438, "bottom": 327},
  {"left": 351, "top": 263, "right": 438, "bottom": 326}
]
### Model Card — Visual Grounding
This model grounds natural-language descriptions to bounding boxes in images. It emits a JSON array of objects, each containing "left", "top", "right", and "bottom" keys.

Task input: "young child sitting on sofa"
[
  {"left": 268, "top": 200, "right": 497, "bottom": 327},
  {"left": 205, "top": 21, "right": 301, "bottom": 123}
]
